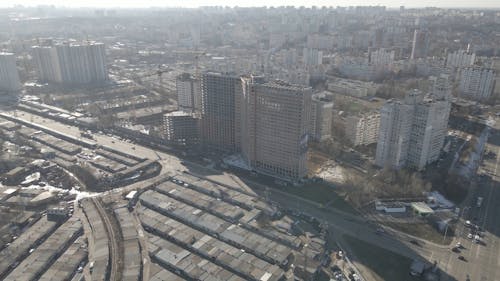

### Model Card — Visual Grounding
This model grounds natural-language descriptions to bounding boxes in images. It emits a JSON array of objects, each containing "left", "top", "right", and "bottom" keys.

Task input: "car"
[
  {"left": 458, "top": 256, "right": 467, "bottom": 262},
  {"left": 452, "top": 247, "right": 461, "bottom": 253},
  {"left": 455, "top": 242, "right": 462, "bottom": 248},
  {"left": 467, "top": 233, "right": 473, "bottom": 239},
  {"left": 465, "top": 220, "right": 472, "bottom": 227},
  {"left": 410, "top": 240, "right": 421, "bottom": 246}
]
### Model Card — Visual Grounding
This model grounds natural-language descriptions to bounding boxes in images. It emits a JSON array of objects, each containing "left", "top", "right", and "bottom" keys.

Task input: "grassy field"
[
  {"left": 383, "top": 222, "right": 453, "bottom": 245},
  {"left": 285, "top": 182, "right": 359, "bottom": 214},
  {"left": 343, "top": 235, "right": 421, "bottom": 281}
]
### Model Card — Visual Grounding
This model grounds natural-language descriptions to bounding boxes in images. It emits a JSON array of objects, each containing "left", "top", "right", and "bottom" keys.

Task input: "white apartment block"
[
  {"left": 446, "top": 50, "right": 476, "bottom": 69},
  {"left": 375, "top": 89, "right": 451, "bottom": 170},
  {"left": 310, "top": 92, "right": 333, "bottom": 142},
  {"left": 32, "top": 41, "right": 107, "bottom": 85},
  {"left": 459, "top": 67, "right": 496, "bottom": 101},
  {"left": 241, "top": 79, "right": 312, "bottom": 180},
  {"left": 163, "top": 111, "right": 200, "bottom": 145},
  {"left": 176, "top": 73, "right": 201, "bottom": 112},
  {"left": 303, "top": 48, "right": 323, "bottom": 66},
  {"left": 345, "top": 113, "right": 380, "bottom": 146},
  {"left": 369, "top": 48, "right": 395, "bottom": 68},
  {"left": 338, "top": 60, "right": 378, "bottom": 81},
  {"left": 0, "top": 52, "right": 21, "bottom": 92},
  {"left": 328, "top": 78, "right": 380, "bottom": 98}
]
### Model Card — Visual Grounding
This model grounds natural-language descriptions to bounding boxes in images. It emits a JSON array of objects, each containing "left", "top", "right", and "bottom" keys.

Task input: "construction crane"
[{"left": 171, "top": 50, "right": 206, "bottom": 78}]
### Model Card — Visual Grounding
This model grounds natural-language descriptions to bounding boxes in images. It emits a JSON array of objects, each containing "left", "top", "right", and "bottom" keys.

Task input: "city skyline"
[{"left": 2, "top": 0, "right": 500, "bottom": 9}]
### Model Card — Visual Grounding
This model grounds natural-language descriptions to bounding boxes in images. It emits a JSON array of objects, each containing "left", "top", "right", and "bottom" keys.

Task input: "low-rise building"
[
  {"left": 162, "top": 111, "right": 200, "bottom": 145},
  {"left": 328, "top": 78, "right": 380, "bottom": 98}
]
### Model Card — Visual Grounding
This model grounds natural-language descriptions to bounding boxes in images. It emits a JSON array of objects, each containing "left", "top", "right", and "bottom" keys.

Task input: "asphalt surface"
[{"left": 7, "top": 108, "right": 500, "bottom": 281}]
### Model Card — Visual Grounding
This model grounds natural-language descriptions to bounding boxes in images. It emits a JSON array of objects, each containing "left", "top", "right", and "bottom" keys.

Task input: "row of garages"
[{"left": 3, "top": 217, "right": 83, "bottom": 281}]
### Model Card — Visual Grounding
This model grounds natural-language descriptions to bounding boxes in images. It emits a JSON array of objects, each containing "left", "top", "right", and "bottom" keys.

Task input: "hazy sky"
[{"left": 2, "top": 0, "right": 500, "bottom": 9}]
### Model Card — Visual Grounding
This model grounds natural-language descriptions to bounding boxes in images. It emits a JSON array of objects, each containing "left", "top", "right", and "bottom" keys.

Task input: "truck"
[{"left": 476, "top": 197, "right": 483, "bottom": 208}]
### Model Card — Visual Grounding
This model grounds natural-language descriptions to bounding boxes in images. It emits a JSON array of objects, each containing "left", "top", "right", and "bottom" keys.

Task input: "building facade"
[
  {"left": 176, "top": 73, "right": 201, "bottom": 112},
  {"left": 410, "top": 29, "right": 430, "bottom": 60},
  {"left": 241, "top": 79, "right": 312, "bottom": 180},
  {"left": 200, "top": 72, "right": 243, "bottom": 152},
  {"left": 446, "top": 50, "right": 475, "bottom": 69},
  {"left": 375, "top": 89, "right": 451, "bottom": 170},
  {"left": 163, "top": 111, "right": 200, "bottom": 145},
  {"left": 309, "top": 92, "right": 333, "bottom": 142},
  {"left": 345, "top": 112, "right": 380, "bottom": 146},
  {"left": 458, "top": 67, "right": 496, "bottom": 101},
  {"left": 0, "top": 52, "right": 21, "bottom": 92},
  {"left": 32, "top": 41, "right": 108, "bottom": 85}
]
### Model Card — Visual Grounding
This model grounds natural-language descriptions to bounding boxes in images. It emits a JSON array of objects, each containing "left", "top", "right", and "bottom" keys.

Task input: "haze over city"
[
  {"left": 0, "top": 2, "right": 499, "bottom": 281},
  {"left": 3, "top": 0, "right": 500, "bottom": 8}
]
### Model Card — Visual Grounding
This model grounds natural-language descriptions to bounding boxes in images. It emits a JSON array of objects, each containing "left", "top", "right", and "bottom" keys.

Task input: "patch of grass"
[
  {"left": 383, "top": 222, "right": 453, "bottom": 245},
  {"left": 343, "top": 235, "right": 421, "bottom": 281},
  {"left": 286, "top": 182, "right": 359, "bottom": 215}
]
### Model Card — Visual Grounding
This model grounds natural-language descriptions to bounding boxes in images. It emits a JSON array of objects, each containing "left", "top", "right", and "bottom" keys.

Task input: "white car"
[{"left": 467, "top": 233, "right": 473, "bottom": 239}]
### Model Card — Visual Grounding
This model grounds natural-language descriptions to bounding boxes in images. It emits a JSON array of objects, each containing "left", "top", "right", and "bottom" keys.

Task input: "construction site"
[{"left": 0, "top": 90, "right": 334, "bottom": 281}]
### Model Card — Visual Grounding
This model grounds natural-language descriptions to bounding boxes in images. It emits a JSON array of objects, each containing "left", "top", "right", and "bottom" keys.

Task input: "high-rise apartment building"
[
  {"left": 200, "top": 72, "right": 243, "bottom": 152},
  {"left": 241, "top": 78, "right": 312, "bottom": 180},
  {"left": 369, "top": 48, "right": 395, "bottom": 67},
  {"left": 375, "top": 89, "right": 450, "bottom": 170},
  {"left": 458, "top": 67, "right": 496, "bottom": 101},
  {"left": 176, "top": 73, "right": 201, "bottom": 112},
  {"left": 410, "top": 29, "right": 430, "bottom": 60},
  {"left": 430, "top": 74, "right": 452, "bottom": 100},
  {"left": 32, "top": 41, "right": 107, "bottom": 85},
  {"left": 446, "top": 50, "right": 476, "bottom": 69},
  {"left": 309, "top": 92, "right": 333, "bottom": 142},
  {"left": 303, "top": 48, "right": 323, "bottom": 66},
  {"left": 345, "top": 113, "right": 380, "bottom": 146},
  {"left": 0, "top": 52, "right": 21, "bottom": 92}
]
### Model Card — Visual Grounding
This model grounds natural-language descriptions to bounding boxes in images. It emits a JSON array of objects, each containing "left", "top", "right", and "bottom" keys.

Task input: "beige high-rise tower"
[{"left": 241, "top": 78, "right": 312, "bottom": 180}]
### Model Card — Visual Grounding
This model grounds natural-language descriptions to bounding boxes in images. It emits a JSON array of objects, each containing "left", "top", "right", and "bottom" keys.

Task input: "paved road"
[
  {"left": 9, "top": 108, "right": 500, "bottom": 281},
  {"left": 442, "top": 138, "right": 500, "bottom": 281}
]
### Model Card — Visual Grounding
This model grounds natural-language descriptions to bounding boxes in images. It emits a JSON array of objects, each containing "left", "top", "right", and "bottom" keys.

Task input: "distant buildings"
[
  {"left": 458, "top": 67, "right": 496, "bottom": 101},
  {"left": 241, "top": 78, "right": 312, "bottom": 180},
  {"left": 337, "top": 59, "right": 378, "bottom": 81},
  {"left": 369, "top": 48, "right": 395, "bottom": 68},
  {"left": 309, "top": 92, "right": 333, "bottom": 142},
  {"left": 303, "top": 48, "right": 323, "bottom": 66},
  {"left": 162, "top": 111, "right": 200, "bottom": 145},
  {"left": 410, "top": 29, "right": 430, "bottom": 60},
  {"left": 375, "top": 88, "right": 451, "bottom": 170},
  {"left": 345, "top": 113, "right": 380, "bottom": 146},
  {"left": 32, "top": 41, "right": 108, "bottom": 85},
  {"left": 328, "top": 78, "right": 380, "bottom": 98},
  {"left": 176, "top": 73, "right": 201, "bottom": 112},
  {"left": 306, "top": 34, "right": 334, "bottom": 50},
  {"left": 0, "top": 52, "right": 21, "bottom": 92},
  {"left": 446, "top": 50, "right": 475, "bottom": 69}
]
